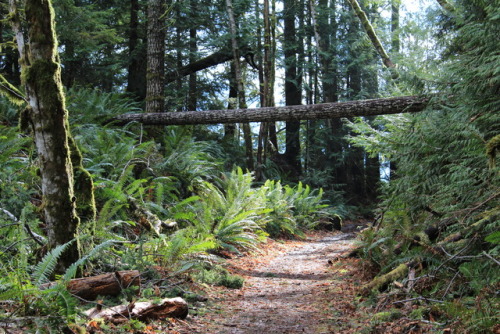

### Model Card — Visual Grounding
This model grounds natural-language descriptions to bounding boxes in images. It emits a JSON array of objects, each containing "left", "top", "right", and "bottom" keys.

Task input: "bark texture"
[
  {"left": 146, "top": 0, "right": 166, "bottom": 113},
  {"left": 226, "top": 0, "right": 254, "bottom": 170},
  {"left": 42, "top": 270, "right": 141, "bottom": 301},
  {"left": 109, "top": 96, "right": 428, "bottom": 126},
  {"left": 127, "top": 0, "right": 147, "bottom": 100},
  {"left": 17, "top": 0, "right": 80, "bottom": 268},
  {"left": 165, "top": 49, "right": 234, "bottom": 84},
  {"left": 84, "top": 297, "right": 188, "bottom": 323},
  {"left": 283, "top": 0, "right": 302, "bottom": 179}
]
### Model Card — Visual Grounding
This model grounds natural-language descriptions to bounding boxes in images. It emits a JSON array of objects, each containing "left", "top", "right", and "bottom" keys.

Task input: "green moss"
[
  {"left": 68, "top": 133, "right": 96, "bottom": 223},
  {"left": 371, "top": 309, "right": 402, "bottom": 323},
  {"left": 362, "top": 263, "right": 409, "bottom": 293},
  {"left": 486, "top": 134, "right": 500, "bottom": 168},
  {"left": 194, "top": 267, "right": 245, "bottom": 289}
]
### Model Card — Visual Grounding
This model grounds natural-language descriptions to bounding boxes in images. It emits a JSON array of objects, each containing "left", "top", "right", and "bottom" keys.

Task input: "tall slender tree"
[
  {"left": 283, "top": 0, "right": 302, "bottom": 180},
  {"left": 127, "top": 0, "right": 147, "bottom": 100},
  {"left": 146, "top": 0, "right": 166, "bottom": 114},
  {"left": 226, "top": 0, "right": 254, "bottom": 170}
]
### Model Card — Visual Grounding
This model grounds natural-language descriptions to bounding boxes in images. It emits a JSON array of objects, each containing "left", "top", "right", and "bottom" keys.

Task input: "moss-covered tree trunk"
[{"left": 16, "top": 0, "right": 81, "bottom": 269}]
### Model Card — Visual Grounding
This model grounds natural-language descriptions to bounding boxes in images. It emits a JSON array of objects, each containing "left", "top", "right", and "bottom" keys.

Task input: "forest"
[{"left": 0, "top": 0, "right": 498, "bottom": 332}]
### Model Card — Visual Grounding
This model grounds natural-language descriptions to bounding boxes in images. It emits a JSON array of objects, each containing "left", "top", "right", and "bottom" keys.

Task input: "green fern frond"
[
  {"left": 33, "top": 240, "right": 74, "bottom": 286},
  {"left": 63, "top": 239, "right": 117, "bottom": 281}
]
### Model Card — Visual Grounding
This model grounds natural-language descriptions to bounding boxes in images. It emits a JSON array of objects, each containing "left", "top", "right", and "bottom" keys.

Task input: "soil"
[{"left": 171, "top": 225, "right": 377, "bottom": 333}]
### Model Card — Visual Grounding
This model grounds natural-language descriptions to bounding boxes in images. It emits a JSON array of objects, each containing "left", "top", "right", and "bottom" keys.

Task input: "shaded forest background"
[{"left": 0, "top": 0, "right": 498, "bottom": 332}]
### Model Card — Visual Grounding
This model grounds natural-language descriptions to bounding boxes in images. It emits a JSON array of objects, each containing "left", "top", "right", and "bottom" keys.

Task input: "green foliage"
[
  {"left": 193, "top": 266, "right": 244, "bottom": 289},
  {"left": 260, "top": 179, "right": 330, "bottom": 237},
  {"left": 33, "top": 241, "right": 74, "bottom": 286},
  {"left": 352, "top": 1, "right": 500, "bottom": 331},
  {"left": 0, "top": 125, "right": 37, "bottom": 217},
  {"left": 67, "top": 87, "right": 142, "bottom": 125}
]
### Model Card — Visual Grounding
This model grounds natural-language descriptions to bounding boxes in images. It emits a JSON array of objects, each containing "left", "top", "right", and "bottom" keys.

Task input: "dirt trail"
[{"left": 181, "top": 231, "right": 360, "bottom": 333}]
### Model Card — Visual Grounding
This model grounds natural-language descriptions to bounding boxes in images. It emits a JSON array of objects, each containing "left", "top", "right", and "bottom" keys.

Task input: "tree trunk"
[
  {"left": 224, "top": 62, "right": 238, "bottom": 141},
  {"left": 283, "top": 0, "right": 302, "bottom": 180},
  {"left": 187, "top": 0, "right": 198, "bottom": 111},
  {"left": 391, "top": 0, "right": 400, "bottom": 53},
  {"left": 226, "top": 0, "right": 254, "bottom": 170},
  {"left": 257, "top": 0, "right": 277, "bottom": 180},
  {"left": 108, "top": 95, "right": 428, "bottom": 125},
  {"left": 12, "top": 0, "right": 81, "bottom": 269},
  {"left": 146, "top": 0, "right": 166, "bottom": 113},
  {"left": 127, "top": 0, "right": 147, "bottom": 100}
]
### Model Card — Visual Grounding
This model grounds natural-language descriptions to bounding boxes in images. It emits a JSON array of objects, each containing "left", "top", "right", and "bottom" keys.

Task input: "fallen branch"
[{"left": 84, "top": 297, "right": 188, "bottom": 323}]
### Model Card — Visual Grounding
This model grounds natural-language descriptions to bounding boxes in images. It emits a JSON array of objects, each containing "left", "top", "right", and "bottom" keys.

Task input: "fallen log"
[
  {"left": 106, "top": 95, "right": 429, "bottom": 126},
  {"left": 42, "top": 270, "right": 141, "bottom": 300},
  {"left": 84, "top": 297, "right": 188, "bottom": 323},
  {"left": 361, "top": 263, "right": 412, "bottom": 295}
]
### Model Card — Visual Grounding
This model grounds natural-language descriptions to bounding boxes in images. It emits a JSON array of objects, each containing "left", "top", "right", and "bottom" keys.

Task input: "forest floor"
[{"left": 167, "top": 222, "right": 437, "bottom": 334}]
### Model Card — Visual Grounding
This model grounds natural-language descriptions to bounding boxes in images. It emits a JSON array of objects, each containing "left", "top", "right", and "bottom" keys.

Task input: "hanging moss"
[{"left": 68, "top": 133, "right": 96, "bottom": 223}]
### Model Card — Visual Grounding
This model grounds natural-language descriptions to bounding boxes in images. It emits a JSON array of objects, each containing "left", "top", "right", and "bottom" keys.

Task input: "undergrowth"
[{"left": 0, "top": 89, "right": 340, "bottom": 331}]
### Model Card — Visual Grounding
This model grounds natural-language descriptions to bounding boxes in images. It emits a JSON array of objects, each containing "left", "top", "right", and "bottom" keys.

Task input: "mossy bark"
[
  {"left": 16, "top": 0, "right": 83, "bottom": 269},
  {"left": 361, "top": 263, "right": 409, "bottom": 294}
]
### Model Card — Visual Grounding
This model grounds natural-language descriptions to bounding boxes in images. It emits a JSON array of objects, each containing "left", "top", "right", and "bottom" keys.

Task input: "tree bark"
[
  {"left": 84, "top": 297, "right": 188, "bottom": 323},
  {"left": 42, "top": 270, "right": 141, "bottom": 301},
  {"left": 146, "top": 0, "right": 166, "bottom": 113},
  {"left": 283, "top": 0, "right": 302, "bottom": 179},
  {"left": 165, "top": 49, "right": 234, "bottom": 84},
  {"left": 226, "top": 0, "right": 254, "bottom": 170},
  {"left": 108, "top": 95, "right": 428, "bottom": 126},
  {"left": 391, "top": 0, "right": 400, "bottom": 53},
  {"left": 12, "top": 0, "right": 81, "bottom": 269},
  {"left": 127, "top": 0, "right": 147, "bottom": 100}
]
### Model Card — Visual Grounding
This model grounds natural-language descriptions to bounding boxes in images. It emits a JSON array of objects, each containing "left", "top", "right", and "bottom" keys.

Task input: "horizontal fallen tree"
[{"left": 107, "top": 95, "right": 429, "bottom": 126}]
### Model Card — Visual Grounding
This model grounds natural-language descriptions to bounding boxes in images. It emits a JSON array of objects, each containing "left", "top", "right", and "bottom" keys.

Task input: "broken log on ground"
[
  {"left": 84, "top": 297, "right": 188, "bottom": 323},
  {"left": 361, "top": 262, "right": 416, "bottom": 295},
  {"left": 41, "top": 270, "right": 141, "bottom": 300}
]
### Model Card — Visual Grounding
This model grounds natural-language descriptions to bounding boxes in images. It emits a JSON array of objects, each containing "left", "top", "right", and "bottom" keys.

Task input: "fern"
[
  {"left": 33, "top": 240, "right": 74, "bottom": 286},
  {"left": 63, "top": 239, "right": 117, "bottom": 281}
]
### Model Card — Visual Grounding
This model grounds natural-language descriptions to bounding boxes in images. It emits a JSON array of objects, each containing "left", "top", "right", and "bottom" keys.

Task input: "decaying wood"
[
  {"left": 108, "top": 95, "right": 428, "bottom": 126},
  {"left": 361, "top": 263, "right": 411, "bottom": 295},
  {"left": 84, "top": 297, "right": 188, "bottom": 323},
  {"left": 42, "top": 270, "right": 141, "bottom": 300}
]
